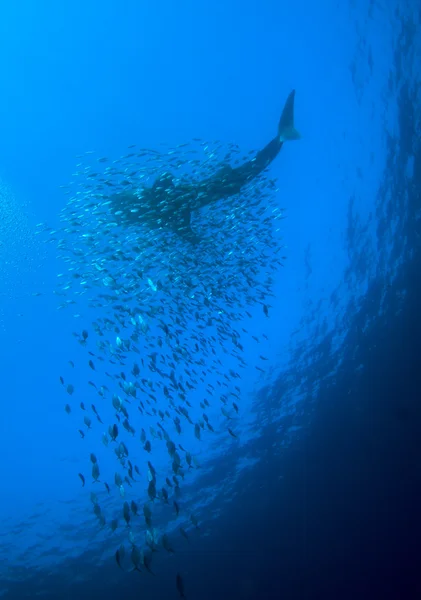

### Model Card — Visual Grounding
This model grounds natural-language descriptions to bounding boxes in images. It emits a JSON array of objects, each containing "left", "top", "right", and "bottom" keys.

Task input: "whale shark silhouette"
[{"left": 110, "top": 89, "right": 300, "bottom": 243}]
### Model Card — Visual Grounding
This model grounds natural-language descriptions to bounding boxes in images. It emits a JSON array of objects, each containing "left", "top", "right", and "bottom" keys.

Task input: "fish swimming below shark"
[{"left": 109, "top": 89, "right": 301, "bottom": 243}]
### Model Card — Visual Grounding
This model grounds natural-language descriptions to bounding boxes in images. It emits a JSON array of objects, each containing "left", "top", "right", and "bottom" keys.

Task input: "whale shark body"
[{"left": 110, "top": 90, "right": 300, "bottom": 243}]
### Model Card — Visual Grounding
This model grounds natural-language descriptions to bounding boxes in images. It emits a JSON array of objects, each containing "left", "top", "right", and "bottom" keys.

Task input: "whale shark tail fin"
[{"left": 278, "top": 89, "right": 301, "bottom": 142}]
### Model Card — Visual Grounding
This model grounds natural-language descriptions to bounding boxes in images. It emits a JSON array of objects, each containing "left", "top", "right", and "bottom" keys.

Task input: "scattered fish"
[{"left": 176, "top": 573, "right": 186, "bottom": 599}]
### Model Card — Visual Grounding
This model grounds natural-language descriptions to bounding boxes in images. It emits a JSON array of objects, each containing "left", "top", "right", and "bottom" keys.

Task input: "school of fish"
[{"left": 38, "top": 136, "right": 286, "bottom": 593}]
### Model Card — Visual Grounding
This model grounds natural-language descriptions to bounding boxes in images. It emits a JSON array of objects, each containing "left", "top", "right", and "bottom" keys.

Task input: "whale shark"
[{"left": 110, "top": 89, "right": 300, "bottom": 242}]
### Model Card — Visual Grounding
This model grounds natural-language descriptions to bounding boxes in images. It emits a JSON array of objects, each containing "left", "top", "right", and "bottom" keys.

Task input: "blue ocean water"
[{"left": 0, "top": 0, "right": 420, "bottom": 598}]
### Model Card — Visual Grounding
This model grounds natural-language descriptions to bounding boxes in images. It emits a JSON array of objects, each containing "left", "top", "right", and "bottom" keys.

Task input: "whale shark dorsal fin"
[{"left": 278, "top": 89, "right": 301, "bottom": 142}]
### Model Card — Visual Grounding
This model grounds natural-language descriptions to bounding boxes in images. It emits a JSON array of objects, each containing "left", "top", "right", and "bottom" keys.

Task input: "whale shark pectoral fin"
[
  {"left": 278, "top": 89, "right": 301, "bottom": 142},
  {"left": 174, "top": 209, "right": 201, "bottom": 244},
  {"left": 180, "top": 226, "right": 201, "bottom": 244}
]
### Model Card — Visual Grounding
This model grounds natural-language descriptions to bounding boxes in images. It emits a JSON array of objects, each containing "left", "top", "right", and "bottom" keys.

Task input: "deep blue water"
[{"left": 0, "top": 1, "right": 420, "bottom": 599}]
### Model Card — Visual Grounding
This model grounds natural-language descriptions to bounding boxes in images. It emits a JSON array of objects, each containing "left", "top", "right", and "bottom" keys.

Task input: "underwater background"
[{"left": 0, "top": 0, "right": 420, "bottom": 598}]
